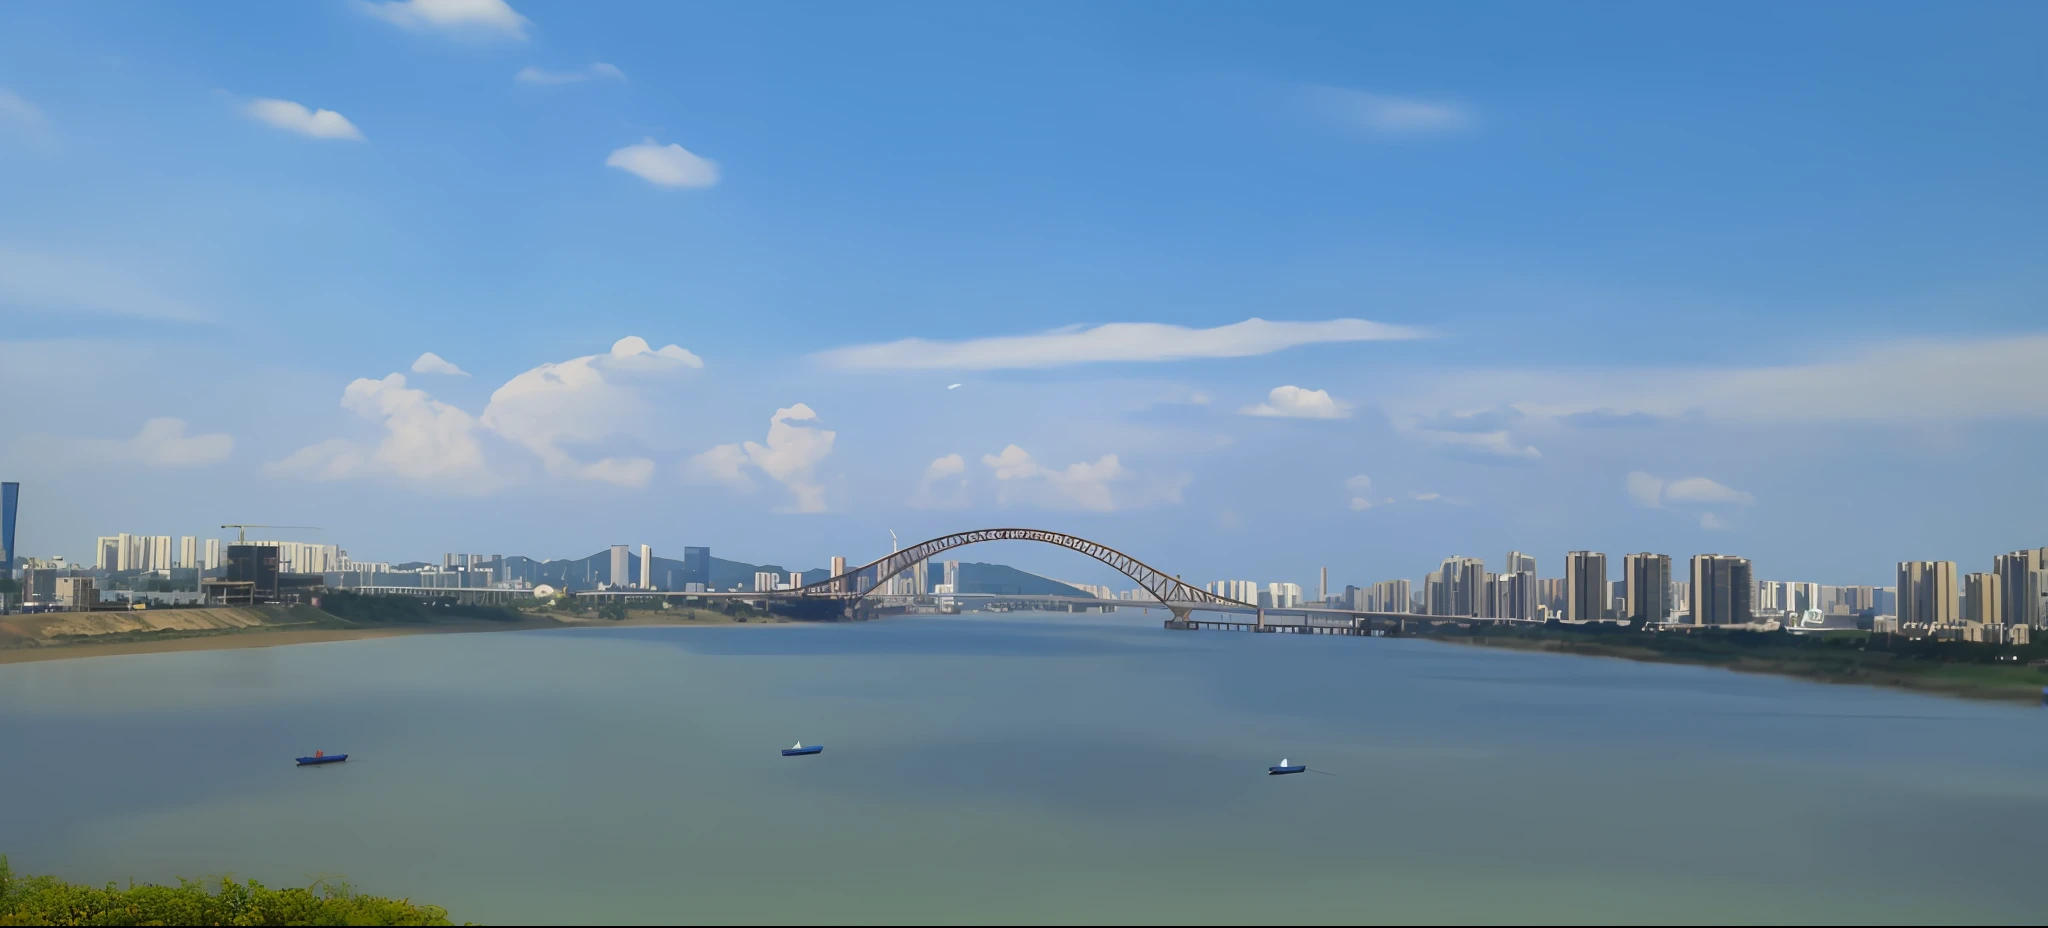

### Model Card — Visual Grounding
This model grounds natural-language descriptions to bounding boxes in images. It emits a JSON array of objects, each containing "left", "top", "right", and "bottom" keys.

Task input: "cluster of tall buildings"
[
  {"left": 1896, "top": 548, "right": 2047, "bottom": 631},
  {"left": 1204, "top": 580, "right": 1304, "bottom": 609},
  {"left": 93, "top": 533, "right": 227, "bottom": 572}
]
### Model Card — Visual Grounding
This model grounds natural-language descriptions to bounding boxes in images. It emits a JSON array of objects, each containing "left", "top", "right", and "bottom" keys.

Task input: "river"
[{"left": 0, "top": 612, "right": 2042, "bottom": 925}]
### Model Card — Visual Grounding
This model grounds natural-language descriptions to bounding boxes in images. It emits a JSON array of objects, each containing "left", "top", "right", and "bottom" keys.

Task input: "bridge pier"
[
  {"left": 1255, "top": 608, "right": 1275, "bottom": 633},
  {"left": 1165, "top": 606, "right": 1194, "bottom": 630}
]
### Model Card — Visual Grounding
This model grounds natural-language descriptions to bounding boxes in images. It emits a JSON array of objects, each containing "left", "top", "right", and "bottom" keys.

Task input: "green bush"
[
  {"left": 316, "top": 592, "right": 523, "bottom": 625},
  {"left": 0, "top": 855, "right": 463, "bottom": 925}
]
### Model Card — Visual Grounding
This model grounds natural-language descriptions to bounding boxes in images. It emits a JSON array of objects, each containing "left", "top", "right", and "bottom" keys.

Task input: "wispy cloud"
[
  {"left": 0, "top": 246, "right": 210, "bottom": 322},
  {"left": 359, "top": 0, "right": 530, "bottom": 40},
  {"left": 1305, "top": 85, "right": 1472, "bottom": 137},
  {"left": 1241, "top": 385, "right": 1352, "bottom": 419},
  {"left": 84, "top": 418, "right": 234, "bottom": 467},
  {"left": 818, "top": 318, "right": 1425, "bottom": 371},
  {"left": 606, "top": 137, "right": 719, "bottom": 188},
  {"left": 516, "top": 62, "right": 626, "bottom": 85},
  {"left": 1628, "top": 471, "right": 1755, "bottom": 509},
  {"left": 909, "top": 453, "right": 969, "bottom": 509},
  {"left": 1412, "top": 428, "right": 1541, "bottom": 460},
  {"left": 243, "top": 98, "right": 365, "bottom": 141},
  {"left": 0, "top": 87, "right": 56, "bottom": 151}
]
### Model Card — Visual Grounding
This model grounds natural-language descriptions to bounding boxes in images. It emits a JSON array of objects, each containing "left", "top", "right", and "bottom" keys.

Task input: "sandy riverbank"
[{"left": 0, "top": 606, "right": 784, "bottom": 666}]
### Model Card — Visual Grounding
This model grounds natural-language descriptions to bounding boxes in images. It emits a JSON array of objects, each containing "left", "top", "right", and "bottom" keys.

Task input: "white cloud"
[
  {"left": 269, "top": 373, "right": 496, "bottom": 488},
  {"left": 682, "top": 443, "right": 752, "bottom": 490},
  {"left": 359, "top": 0, "right": 529, "bottom": 40},
  {"left": 983, "top": 445, "right": 1127, "bottom": 512},
  {"left": 816, "top": 317, "right": 1425, "bottom": 371},
  {"left": 243, "top": 98, "right": 365, "bottom": 141},
  {"left": 0, "top": 88, "right": 56, "bottom": 151},
  {"left": 0, "top": 246, "right": 209, "bottom": 322},
  {"left": 87, "top": 418, "right": 233, "bottom": 467},
  {"left": 1413, "top": 429, "right": 1541, "bottom": 460},
  {"left": 1411, "top": 491, "right": 1442, "bottom": 502},
  {"left": 1664, "top": 476, "right": 1756, "bottom": 506},
  {"left": 516, "top": 62, "right": 627, "bottom": 85},
  {"left": 909, "top": 453, "right": 970, "bottom": 509},
  {"left": 1241, "top": 385, "right": 1351, "bottom": 419},
  {"left": 275, "top": 336, "right": 698, "bottom": 492},
  {"left": 1399, "top": 335, "right": 2048, "bottom": 426},
  {"left": 606, "top": 137, "right": 719, "bottom": 188},
  {"left": 1344, "top": 474, "right": 1372, "bottom": 492},
  {"left": 411, "top": 352, "right": 469, "bottom": 376},
  {"left": 1626, "top": 471, "right": 1666, "bottom": 508},
  {"left": 1306, "top": 85, "right": 1472, "bottom": 137},
  {"left": 1349, "top": 496, "right": 1384, "bottom": 511},
  {"left": 1626, "top": 471, "right": 1755, "bottom": 510},
  {"left": 685, "top": 405, "right": 837, "bottom": 513},
  {"left": 1700, "top": 512, "right": 1726, "bottom": 531},
  {"left": 480, "top": 336, "right": 701, "bottom": 479}
]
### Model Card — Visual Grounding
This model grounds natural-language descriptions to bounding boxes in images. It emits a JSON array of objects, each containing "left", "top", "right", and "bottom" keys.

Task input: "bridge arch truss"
[{"left": 789, "top": 528, "right": 1252, "bottom": 613}]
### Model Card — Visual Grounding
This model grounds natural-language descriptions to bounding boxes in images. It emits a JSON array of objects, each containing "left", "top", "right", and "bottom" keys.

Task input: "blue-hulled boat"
[
  {"left": 1268, "top": 757, "right": 1306, "bottom": 775},
  {"left": 296, "top": 751, "right": 347, "bottom": 766},
  {"left": 782, "top": 742, "right": 823, "bottom": 757}
]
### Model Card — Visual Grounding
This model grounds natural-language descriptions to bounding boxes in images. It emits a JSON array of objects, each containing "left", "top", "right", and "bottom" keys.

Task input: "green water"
[{"left": 1, "top": 612, "right": 2043, "bottom": 925}]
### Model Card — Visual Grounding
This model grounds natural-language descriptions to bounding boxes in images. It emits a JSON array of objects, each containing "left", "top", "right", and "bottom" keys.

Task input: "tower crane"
[{"left": 220, "top": 524, "right": 322, "bottom": 543}]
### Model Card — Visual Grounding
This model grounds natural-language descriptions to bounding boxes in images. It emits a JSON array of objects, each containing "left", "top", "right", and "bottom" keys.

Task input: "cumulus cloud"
[
  {"left": 1306, "top": 85, "right": 1472, "bottom": 137},
  {"left": 516, "top": 62, "right": 626, "bottom": 84},
  {"left": 684, "top": 405, "right": 837, "bottom": 512},
  {"left": 86, "top": 418, "right": 233, "bottom": 467},
  {"left": 1626, "top": 472, "right": 1755, "bottom": 508},
  {"left": 606, "top": 137, "right": 720, "bottom": 188},
  {"left": 910, "top": 453, "right": 970, "bottom": 509},
  {"left": 269, "top": 373, "right": 495, "bottom": 487},
  {"left": 0, "top": 245, "right": 209, "bottom": 322},
  {"left": 243, "top": 98, "right": 365, "bottom": 141},
  {"left": 479, "top": 336, "right": 699, "bottom": 485},
  {"left": 274, "top": 336, "right": 698, "bottom": 492},
  {"left": 982, "top": 445, "right": 1128, "bottom": 512},
  {"left": 1344, "top": 474, "right": 1372, "bottom": 492},
  {"left": 1241, "top": 385, "right": 1352, "bottom": 419},
  {"left": 816, "top": 317, "right": 1425, "bottom": 371},
  {"left": 411, "top": 352, "right": 468, "bottom": 376},
  {"left": 1700, "top": 512, "right": 1726, "bottom": 531},
  {"left": 359, "top": 0, "right": 529, "bottom": 40}
]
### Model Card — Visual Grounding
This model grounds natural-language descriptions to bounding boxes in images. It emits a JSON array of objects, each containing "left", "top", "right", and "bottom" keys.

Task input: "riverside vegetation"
[
  {"left": 1423, "top": 620, "right": 2048, "bottom": 702},
  {"left": 0, "top": 856, "right": 462, "bottom": 926}
]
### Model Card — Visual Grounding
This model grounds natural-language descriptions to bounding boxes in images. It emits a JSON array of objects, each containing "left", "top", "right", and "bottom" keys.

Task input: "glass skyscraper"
[{"left": 1, "top": 482, "right": 18, "bottom": 578}]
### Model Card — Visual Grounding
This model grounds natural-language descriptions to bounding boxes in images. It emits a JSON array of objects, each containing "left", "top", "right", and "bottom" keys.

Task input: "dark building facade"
[
  {"left": 226, "top": 544, "right": 281, "bottom": 601},
  {"left": 1624, "top": 552, "right": 1672, "bottom": 623},
  {"left": 1689, "top": 554, "right": 1754, "bottom": 625},
  {"left": 682, "top": 546, "right": 711, "bottom": 589},
  {"left": 1, "top": 481, "right": 17, "bottom": 577}
]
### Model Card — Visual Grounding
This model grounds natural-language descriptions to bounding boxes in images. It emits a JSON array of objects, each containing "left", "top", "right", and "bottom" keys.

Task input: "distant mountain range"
[{"left": 395, "top": 551, "right": 1090, "bottom": 597}]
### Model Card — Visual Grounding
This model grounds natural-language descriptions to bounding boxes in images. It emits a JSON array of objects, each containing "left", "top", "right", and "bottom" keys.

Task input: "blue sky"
[{"left": 1, "top": 0, "right": 2043, "bottom": 589}]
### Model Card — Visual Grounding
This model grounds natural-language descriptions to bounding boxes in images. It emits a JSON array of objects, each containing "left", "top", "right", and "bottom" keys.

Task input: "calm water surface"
[{"left": 1, "top": 612, "right": 2043, "bottom": 925}]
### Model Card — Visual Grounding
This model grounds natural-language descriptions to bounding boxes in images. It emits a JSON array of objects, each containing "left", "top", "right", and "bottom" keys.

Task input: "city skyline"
[{"left": 3, "top": 2, "right": 2046, "bottom": 587}]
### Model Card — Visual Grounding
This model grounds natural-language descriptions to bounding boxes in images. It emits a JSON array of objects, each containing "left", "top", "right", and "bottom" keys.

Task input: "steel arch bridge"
[{"left": 786, "top": 528, "right": 1254, "bottom": 615}]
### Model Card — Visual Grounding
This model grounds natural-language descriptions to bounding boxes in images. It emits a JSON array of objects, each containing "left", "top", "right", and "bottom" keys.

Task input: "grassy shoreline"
[
  {"left": 1437, "top": 630, "right": 2048, "bottom": 704},
  {"left": 0, "top": 604, "right": 785, "bottom": 666}
]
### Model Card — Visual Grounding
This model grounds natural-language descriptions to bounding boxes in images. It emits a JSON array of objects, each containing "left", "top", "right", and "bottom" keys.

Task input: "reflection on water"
[{"left": 1, "top": 613, "right": 2044, "bottom": 925}]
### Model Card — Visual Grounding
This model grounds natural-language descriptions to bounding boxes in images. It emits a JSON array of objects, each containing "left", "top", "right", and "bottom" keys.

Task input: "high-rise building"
[
  {"left": 639, "top": 544, "right": 654, "bottom": 589},
  {"left": 1754, "top": 580, "right": 1782, "bottom": 612},
  {"left": 1502, "top": 570, "right": 1537, "bottom": 621},
  {"left": 0, "top": 482, "right": 17, "bottom": 578},
  {"left": 609, "top": 545, "right": 629, "bottom": 589},
  {"left": 1266, "top": 582, "right": 1303, "bottom": 609},
  {"left": 1424, "top": 570, "right": 1447, "bottom": 615},
  {"left": 1372, "top": 579, "right": 1411, "bottom": 614},
  {"left": 1506, "top": 551, "right": 1536, "bottom": 576},
  {"left": 1689, "top": 554, "right": 1753, "bottom": 625},
  {"left": 225, "top": 544, "right": 280, "bottom": 602},
  {"left": 203, "top": 538, "right": 221, "bottom": 571},
  {"left": 1319, "top": 567, "right": 1328, "bottom": 604},
  {"left": 752, "top": 570, "right": 780, "bottom": 593},
  {"left": 1962, "top": 572, "right": 2001, "bottom": 625},
  {"left": 1564, "top": 551, "right": 1607, "bottom": 621},
  {"left": 1623, "top": 553, "right": 1672, "bottom": 624},
  {"left": 943, "top": 560, "right": 959, "bottom": 592},
  {"left": 788, "top": 571, "right": 803, "bottom": 591},
  {"left": 1993, "top": 548, "right": 2046, "bottom": 628},
  {"left": 1429, "top": 556, "right": 1485, "bottom": 616},
  {"left": 830, "top": 555, "right": 848, "bottom": 592},
  {"left": 96, "top": 536, "right": 119, "bottom": 570},
  {"left": 1897, "top": 561, "right": 1958, "bottom": 626},
  {"left": 177, "top": 536, "right": 198, "bottom": 570},
  {"left": 248, "top": 541, "right": 338, "bottom": 574},
  {"left": 681, "top": 547, "right": 711, "bottom": 589}
]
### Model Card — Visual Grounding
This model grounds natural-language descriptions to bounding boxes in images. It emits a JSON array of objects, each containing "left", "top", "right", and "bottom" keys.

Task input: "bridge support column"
[
  {"left": 1165, "top": 606, "right": 1194, "bottom": 630},
  {"left": 1255, "top": 608, "right": 1274, "bottom": 633}
]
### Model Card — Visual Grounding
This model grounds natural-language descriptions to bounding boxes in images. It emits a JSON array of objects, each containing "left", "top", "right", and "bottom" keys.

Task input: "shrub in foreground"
[{"left": 0, "top": 856, "right": 461, "bottom": 926}]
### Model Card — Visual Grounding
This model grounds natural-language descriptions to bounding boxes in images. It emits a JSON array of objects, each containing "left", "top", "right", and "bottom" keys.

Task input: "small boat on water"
[
  {"left": 782, "top": 742, "right": 824, "bottom": 757},
  {"left": 296, "top": 750, "right": 348, "bottom": 767},
  {"left": 1268, "top": 757, "right": 1306, "bottom": 776}
]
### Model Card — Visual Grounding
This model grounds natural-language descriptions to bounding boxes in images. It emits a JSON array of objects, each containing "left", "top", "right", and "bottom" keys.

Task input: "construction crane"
[{"left": 220, "top": 524, "right": 322, "bottom": 543}]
